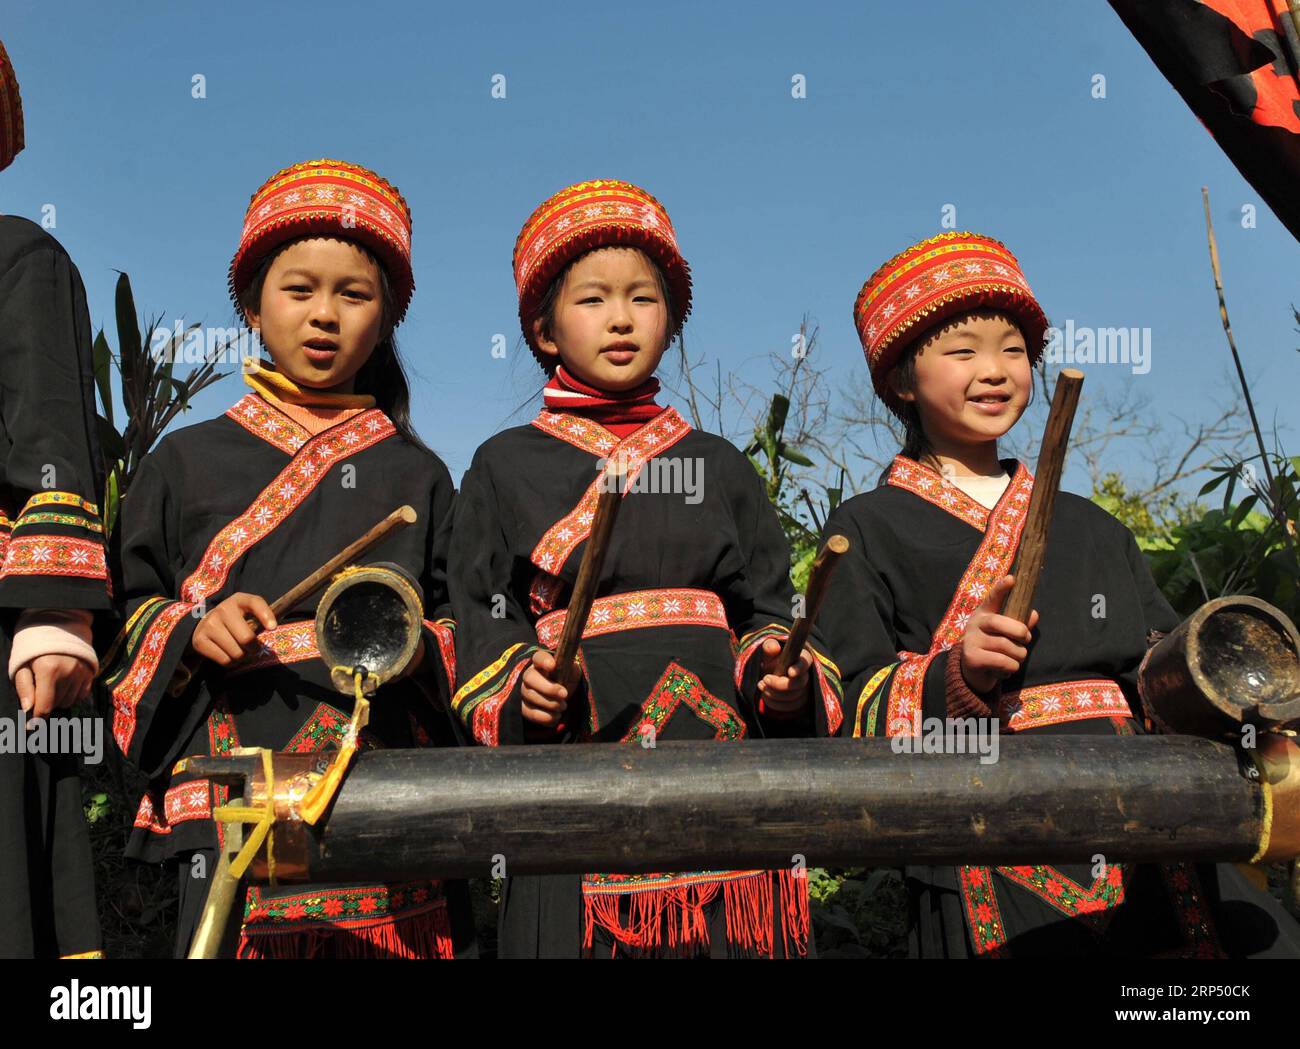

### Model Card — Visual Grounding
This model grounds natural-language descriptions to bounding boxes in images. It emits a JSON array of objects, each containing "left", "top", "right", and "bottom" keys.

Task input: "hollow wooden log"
[{"left": 182, "top": 733, "right": 1300, "bottom": 885}]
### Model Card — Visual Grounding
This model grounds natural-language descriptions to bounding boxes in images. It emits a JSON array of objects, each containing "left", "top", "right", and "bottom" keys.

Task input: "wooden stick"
[
  {"left": 167, "top": 505, "right": 418, "bottom": 695},
  {"left": 1003, "top": 370, "right": 1084, "bottom": 626},
  {"left": 552, "top": 461, "right": 627, "bottom": 692},
  {"left": 778, "top": 534, "right": 850, "bottom": 672},
  {"left": 267, "top": 504, "right": 418, "bottom": 619}
]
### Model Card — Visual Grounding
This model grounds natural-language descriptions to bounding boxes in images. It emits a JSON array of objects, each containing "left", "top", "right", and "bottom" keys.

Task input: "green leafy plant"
[
  {"left": 808, "top": 867, "right": 908, "bottom": 958},
  {"left": 1146, "top": 453, "right": 1300, "bottom": 622},
  {"left": 743, "top": 391, "right": 844, "bottom": 588},
  {"left": 83, "top": 791, "right": 110, "bottom": 825},
  {"left": 94, "top": 272, "right": 230, "bottom": 532}
]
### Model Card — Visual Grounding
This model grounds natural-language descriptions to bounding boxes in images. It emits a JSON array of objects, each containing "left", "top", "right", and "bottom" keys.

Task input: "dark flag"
[{"left": 1110, "top": 0, "right": 1300, "bottom": 241}]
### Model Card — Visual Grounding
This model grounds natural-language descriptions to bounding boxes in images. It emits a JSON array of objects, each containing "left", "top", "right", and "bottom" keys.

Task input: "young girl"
[
  {"left": 819, "top": 230, "right": 1300, "bottom": 958},
  {"left": 104, "top": 159, "right": 474, "bottom": 958},
  {"left": 1, "top": 38, "right": 111, "bottom": 959},
  {"left": 449, "top": 178, "right": 843, "bottom": 958}
]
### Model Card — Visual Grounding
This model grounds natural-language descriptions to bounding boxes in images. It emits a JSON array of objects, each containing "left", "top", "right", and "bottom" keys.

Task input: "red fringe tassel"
[
  {"left": 236, "top": 903, "right": 455, "bottom": 959},
  {"left": 582, "top": 870, "right": 809, "bottom": 958}
]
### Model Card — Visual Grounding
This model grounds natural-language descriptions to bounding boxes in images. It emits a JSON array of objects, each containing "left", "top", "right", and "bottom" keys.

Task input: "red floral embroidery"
[
  {"left": 1, "top": 535, "right": 107, "bottom": 581},
  {"left": 527, "top": 408, "right": 690, "bottom": 614},
  {"left": 530, "top": 409, "right": 620, "bottom": 458},
  {"left": 857, "top": 239, "right": 1037, "bottom": 364},
  {"left": 423, "top": 617, "right": 457, "bottom": 697},
  {"left": 886, "top": 456, "right": 993, "bottom": 532},
  {"left": 996, "top": 863, "right": 1127, "bottom": 920},
  {"left": 225, "top": 393, "right": 310, "bottom": 455},
  {"left": 883, "top": 457, "right": 1033, "bottom": 735},
  {"left": 284, "top": 703, "right": 349, "bottom": 753},
  {"left": 206, "top": 702, "right": 239, "bottom": 850},
  {"left": 959, "top": 866, "right": 1008, "bottom": 957},
  {"left": 110, "top": 600, "right": 197, "bottom": 753},
  {"left": 1001, "top": 679, "right": 1133, "bottom": 732},
  {"left": 535, "top": 587, "right": 727, "bottom": 649},
  {"left": 180, "top": 408, "right": 395, "bottom": 603},
  {"left": 623, "top": 662, "right": 746, "bottom": 742},
  {"left": 133, "top": 780, "right": 211, "bottom": 833},
  {"left": 1159, "top": 862, "right": 1226, "bottom": 958},
  {"left": 471, "top": 655, "right": 532, "bottom": 747},
  {"left": 208, "top": 701, "right": 239, "bottom": 756},
  {"left": 583, "top": 868, "right": 766, "bottom": 893},
  {"left": 226, "top": 620, "right": 319, "bottom": 676},
  {"left": 960, "top": 861, "right": 1132, "bottom": 957},
  {"left": 241, "top": 881, "right": 446, "bottom": 932}
]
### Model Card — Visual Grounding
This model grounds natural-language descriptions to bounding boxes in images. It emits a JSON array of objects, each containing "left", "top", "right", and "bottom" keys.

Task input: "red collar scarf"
[{"left": 542, "top": 366, "right": 663, "bottom": 437}]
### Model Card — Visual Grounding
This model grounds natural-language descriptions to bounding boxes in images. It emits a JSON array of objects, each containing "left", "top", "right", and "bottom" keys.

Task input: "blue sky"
[{"left": 4, "top": 1, "right": 1296, "bottom": 494}]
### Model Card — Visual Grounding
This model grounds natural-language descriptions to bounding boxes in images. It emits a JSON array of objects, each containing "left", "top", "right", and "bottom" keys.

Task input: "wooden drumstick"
[
  {"left": 1003, "top": 370, "right": 1084, "bottom": 625},
  {"left": 552, "top": 461, "right": 627, "bottom": 693},
  {"left": 779, "top": 534, "right": 850, "bottom": 672},
  {"left": 167, "top": 505, "right": 418, "bottom": 696}
]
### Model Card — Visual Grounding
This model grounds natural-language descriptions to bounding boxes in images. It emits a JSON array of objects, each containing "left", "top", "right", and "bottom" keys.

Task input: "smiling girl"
[
  {"left": 449, "top": 179, "right": 843, "bottom": 958},
  {"left": 103, "top": 160, "right": 473, "bottom": 958},
  {"left": 818, "top": 231, "right": 1300, "bottom": 958}
]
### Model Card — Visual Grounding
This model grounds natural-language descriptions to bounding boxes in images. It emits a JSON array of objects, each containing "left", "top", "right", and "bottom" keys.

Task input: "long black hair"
[
  {"left": 239, "top": 239, "right": 430, "bottom": 453},
  {"left": 889, "top": 341, "right": 935, "bottom": 466}
]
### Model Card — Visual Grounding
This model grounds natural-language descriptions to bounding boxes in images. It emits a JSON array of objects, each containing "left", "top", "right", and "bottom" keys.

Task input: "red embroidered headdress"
[
  {"left": 229, "top": 159, "right": 414, "bottom": 324},
  {"left": 0, "top": 39, "right": 24, "bottom": 173},
  {"left": 854, "top": 231, "right": 1048, "bottom": 414},
  {"left": 513, "top": 178, "right": 692, "bottom": 355}
]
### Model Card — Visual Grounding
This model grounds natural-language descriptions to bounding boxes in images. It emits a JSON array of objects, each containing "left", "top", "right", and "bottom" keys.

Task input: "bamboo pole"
[{"left": 178, "top": 734, "right": 1300, "bottom": 884}]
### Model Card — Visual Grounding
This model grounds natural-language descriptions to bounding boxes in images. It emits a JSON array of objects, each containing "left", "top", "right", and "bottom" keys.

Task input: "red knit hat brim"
[
  {"left": 513, "top": 180, "right": 692, "bottom": 364},
  {"left": 853, "top": 232, "right": 1047, "bottom": 416},
  {"left": 870, "top": 292, "right": 1048, "bottom": 413},
  {"left": 229, "top": 160, "right": 414, "bottom": 325},
  {"left": 0, "top": 40, "right": 25, "bottom": 173}
]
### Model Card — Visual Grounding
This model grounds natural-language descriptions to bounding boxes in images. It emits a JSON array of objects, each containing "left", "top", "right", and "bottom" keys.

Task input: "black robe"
[
  {"left": 102, "top": 392, "right": 475, "bottom": 958},
  {"left": 0, "top": 215, "right": 112, "bottom": 958},
  {"left": 819, "top": 454, "right": 1300, "bottom": 958},
  {"left": 449, "top": 406, "right": 843, "bottom": 958}
]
